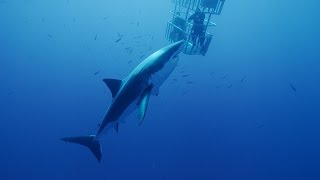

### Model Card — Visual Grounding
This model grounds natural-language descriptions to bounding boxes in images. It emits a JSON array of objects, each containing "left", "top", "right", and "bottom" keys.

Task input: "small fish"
[
  {"left": 94, "top": 70, "right": 100, "bottom": 75},
  {"left": 182, "top": 90, "right": 189, "bottom": 95},
  {"left": 187, "top": 81, "right": 193, "bottom": 84},
  {"left": 27, "top": 55, "right": 33, "bottom": 61},
  {"left": 128, "top": 60, "right": 132, "bottom": 64},
  {"left": 103, "top": 16, "right": 109, "bottom": 20},
  {"left": 136, "top": 22, "right": 139, "bottom": 26},
  {"left": 257, "top": 124, "right": 265, "bottom": 128},
  {"left": 115, "top": 38, "right": 122, "bottom": 43},
  {"left": 216, "top": 84, "right": 223, "bottom": 88},
  {"left": 221, "top": 74, "right": 229, "bottom": 79},
  {"left": 139, "top": 55, "right": 145, "bottom": 59},
  {"left": 240, "top": 75, "right": 247, "bottom": 83},
  {"left": 181, "top": 74, "right": 190, "bottom": 78},
  {"left": 73, "top": 17, "right": 76, "bottom": 22},
  {"left": 7, "top": 89, "right": 15, "bottom": 96},
  {"left": 152, "top": 161, "right": 156, "bottom": 169},
  {"left": 47, "top": 34, "right": 53, "bottom": 38},
  {"left": 227, "top": 85, "right": 233, "bottom": 88},
  {"left": 94, "top": 34, "right": 97, "bottom": 40},
  {"left": 289, "top": 82, "right": 296, "bottom": 92},
  {"left": 117, "top": 32, "right": 124, "bottom": 37},
  {"left": 134, "top": 35, "right": 142, "bottom": 39},
  {"left": 41, "top": 18, "right": 45, "bottom": 23}
]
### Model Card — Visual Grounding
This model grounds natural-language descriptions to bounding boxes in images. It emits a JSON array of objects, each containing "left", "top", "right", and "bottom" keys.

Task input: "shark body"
[{"left": 62, "top": 40, "right": 185, "bottom": 162}]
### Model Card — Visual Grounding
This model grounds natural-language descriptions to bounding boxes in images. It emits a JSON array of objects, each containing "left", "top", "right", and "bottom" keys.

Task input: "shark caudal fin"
[{"left": 61, "top": 135, "right": 102, "bottom": 163}]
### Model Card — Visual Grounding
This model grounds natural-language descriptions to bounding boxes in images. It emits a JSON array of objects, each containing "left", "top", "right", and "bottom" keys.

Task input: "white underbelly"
[{"left": 150, "top": 56, "right": 179, "bottom": 90}]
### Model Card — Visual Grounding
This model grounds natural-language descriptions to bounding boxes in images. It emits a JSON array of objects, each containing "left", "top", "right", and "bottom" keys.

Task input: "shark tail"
[{"left": 61, "top": 135, "right": 102, "bottom": 163}]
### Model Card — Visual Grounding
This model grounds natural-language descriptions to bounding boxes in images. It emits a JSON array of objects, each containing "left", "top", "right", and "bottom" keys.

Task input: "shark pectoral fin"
[
  {"left": 137, "top": 85, "right": 153, "bottom": 126},
  {"left": 103, "top": 78, "right": 122, "bottom": 98},
  {"left": 114, "top": 123, "right": 119, "bottom": 133}
]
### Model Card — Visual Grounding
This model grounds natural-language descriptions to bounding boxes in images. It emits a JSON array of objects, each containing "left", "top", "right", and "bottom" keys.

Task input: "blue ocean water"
[{"left": 1, "top": 0, "right": 320, "bottom": 179}]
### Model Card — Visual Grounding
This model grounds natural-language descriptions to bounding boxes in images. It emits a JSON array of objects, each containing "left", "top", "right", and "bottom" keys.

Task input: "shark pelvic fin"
[
  {"left": 114, "top": 123, "right": 119, "bottom": 133},
  {"left": 103, "top": 78, "right": 122, "bottom": 98},
  {"left": 137, "top": 85, "right": 153, "bottom": 126}
]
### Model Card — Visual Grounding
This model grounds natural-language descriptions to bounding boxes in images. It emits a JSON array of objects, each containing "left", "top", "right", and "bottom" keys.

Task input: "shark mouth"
[{"left": 172, "top": 47, "right": 182, "bottom": 60}]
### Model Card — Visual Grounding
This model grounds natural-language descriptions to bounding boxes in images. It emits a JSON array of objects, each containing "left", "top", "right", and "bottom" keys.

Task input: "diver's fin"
[
  {"left": 102, "top": 78, "right": 122, "bottom": 98},
  {"left": 137, "top": 85, "right": 153, "bottom": 126},
  {"left": 61, "top": 135, "right": 102, "bottom": 163},
  {"left": 114, "top": 123, "right": 119, "bottom": 133}
]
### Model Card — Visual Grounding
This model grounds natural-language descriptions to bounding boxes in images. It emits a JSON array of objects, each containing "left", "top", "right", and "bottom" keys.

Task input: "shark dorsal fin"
[
  {"left": 137, "top": 85, "right": 153, "bottom": 126},
  {"left": 103, "top": 78, "right": 122, "bottom": 98}
]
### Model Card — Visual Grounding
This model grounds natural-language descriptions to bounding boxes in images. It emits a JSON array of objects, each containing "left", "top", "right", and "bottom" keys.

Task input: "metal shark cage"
[{"left": 165, "top": 0, "right": 225, "bottom": 56}]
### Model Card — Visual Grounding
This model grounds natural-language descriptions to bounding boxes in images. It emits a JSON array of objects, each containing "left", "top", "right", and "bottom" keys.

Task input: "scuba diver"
[
  {"left": 188, "top": 8, "right": 205, "bottom": 24},
  {"left": 188, "top": 8, "right": 206, "bottom": 48},
  {"left": 170, "top": 12, "right": 186, "bottom": 42},
  {"left": 165, "top": 0, "right": 226, "bottom": 56}
]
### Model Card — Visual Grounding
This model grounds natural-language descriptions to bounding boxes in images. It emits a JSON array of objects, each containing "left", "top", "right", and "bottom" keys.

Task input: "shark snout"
[
  {"left": 175, "top": 40, "right": 185, "bottom": 52},
  {"left": 169, "top": 40, "right": 185, "bottom": 58}
]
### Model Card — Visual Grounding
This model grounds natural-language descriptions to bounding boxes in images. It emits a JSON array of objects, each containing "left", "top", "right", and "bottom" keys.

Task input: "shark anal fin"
[
  {"left": 153, "top": 88, "right": 159, "bottom": 96},
  {"left": 103, "top": 78, "right": 122, "bottom": 98},
  {"left": 137, "top": 85, "right": 153, "bottom": 126}
]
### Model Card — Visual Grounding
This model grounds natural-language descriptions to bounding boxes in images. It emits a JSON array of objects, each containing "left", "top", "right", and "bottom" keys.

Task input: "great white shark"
[{"left": 61, "top": 40, "right": 185, "bottom": 162}]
